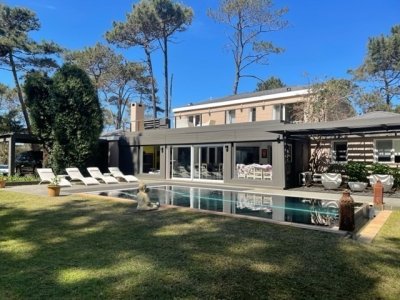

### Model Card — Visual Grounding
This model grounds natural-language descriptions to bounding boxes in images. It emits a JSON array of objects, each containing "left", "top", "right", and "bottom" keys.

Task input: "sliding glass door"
[{"left": 170, "top": 145, "right": 223, "bottom": 181}]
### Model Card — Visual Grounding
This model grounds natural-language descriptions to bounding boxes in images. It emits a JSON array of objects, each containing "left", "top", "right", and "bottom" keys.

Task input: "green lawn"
[{"left": 1, "top": 191, "right": 399, "bottom": 299}]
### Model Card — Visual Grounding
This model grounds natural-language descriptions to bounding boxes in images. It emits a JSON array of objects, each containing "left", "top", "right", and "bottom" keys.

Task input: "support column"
[{"left": 8, "top": 135, "right": 15, "bottom": 176}]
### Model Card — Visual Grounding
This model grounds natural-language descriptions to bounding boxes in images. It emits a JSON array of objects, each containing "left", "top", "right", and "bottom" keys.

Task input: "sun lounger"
[
  {"left": 66, "top": 167, "right": 100, "bottom": 185},
  {"left": 37, "top": 168, "right": 72, "bottom": 187},
  {"left": 87, "top": 167, "right": 119, "bottom": 184},
  {"left": 108, "top": 167, "right": 138, "bottom": 182}
]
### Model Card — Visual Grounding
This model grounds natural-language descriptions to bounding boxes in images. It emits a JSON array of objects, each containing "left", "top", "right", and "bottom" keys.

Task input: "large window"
[
  {"left": 332, "top": 141, "right": 347, "bottom": 162},
  {"left": 142, "top": 145, "right": 160, "bottom": 174},
  {"left": 171, "top": 146, "right": 191, "bottom": 178},
  {"left": 235, "top": 143, "right": 273, "bottom": 180},
  {"left": 375, "top": 139, "right": 400, "bottom": 163},
  {"left": 194, "top": 145, "right": 223, "bottom": 180}
]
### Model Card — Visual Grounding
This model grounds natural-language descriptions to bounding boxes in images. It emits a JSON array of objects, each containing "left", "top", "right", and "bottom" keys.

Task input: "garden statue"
[{"left": 136, "top": 182, "right": 159, "bottom": 211}]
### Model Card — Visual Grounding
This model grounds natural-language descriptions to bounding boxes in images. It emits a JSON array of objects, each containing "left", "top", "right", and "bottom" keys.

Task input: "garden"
[{"left": 0, "top": 191, "right": 399, "bottom": 299}]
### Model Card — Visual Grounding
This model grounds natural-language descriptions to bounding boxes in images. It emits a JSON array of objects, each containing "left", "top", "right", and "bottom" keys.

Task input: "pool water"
[{"left": 97, "top": 185, "right": 344, "bottom": 229}]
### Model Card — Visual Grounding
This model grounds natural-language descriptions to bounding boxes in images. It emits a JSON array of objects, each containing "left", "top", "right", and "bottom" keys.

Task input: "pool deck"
[{"left": 3, "top": 179, "right": 399, "bottom": 243}]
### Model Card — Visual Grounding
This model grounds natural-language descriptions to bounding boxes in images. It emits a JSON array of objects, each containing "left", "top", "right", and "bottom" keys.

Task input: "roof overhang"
[{"left": 268, "top": 116, "right": 400, "bottom": 137}]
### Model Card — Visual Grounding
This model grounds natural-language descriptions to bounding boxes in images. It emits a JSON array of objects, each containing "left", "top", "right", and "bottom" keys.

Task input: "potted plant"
[
  {"left": 47, "top": 176, "right": 61, "bottom": 197},
  {"left": 345, "top": 162, "right": 368, "bottom": 192},
  {"left": 0, "top": 174, "right": 6, "bottom": 188}
]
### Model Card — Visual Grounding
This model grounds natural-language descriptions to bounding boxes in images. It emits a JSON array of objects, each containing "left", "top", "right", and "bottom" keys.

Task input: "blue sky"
[{"left": 2, "top": 0, "right": 400, "bottom": 109}]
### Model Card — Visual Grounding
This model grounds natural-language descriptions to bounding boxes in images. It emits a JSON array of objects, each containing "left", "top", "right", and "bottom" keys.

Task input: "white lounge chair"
[
  {"left": 108, "top": 167, "right": 138, "bottom": 182},
  {"left": 66, "top": 167, "right": 100, "bottom": 185},
  {"left": 368, "top": 174, "right": 394, "bottom": 192},
  {"left": 87, "top": 167, "right": 119, "bottom": 184},
  {"left": 321, "top": 173, "right": 342, "bottom": 190},
  {"left": 37, "top": 168, "right": 72, "bottom": 187}
]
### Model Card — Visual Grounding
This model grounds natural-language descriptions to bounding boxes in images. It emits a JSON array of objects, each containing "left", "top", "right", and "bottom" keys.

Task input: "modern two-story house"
[{"left": 105, "top": 87, "right": 400, "bottom": 189}]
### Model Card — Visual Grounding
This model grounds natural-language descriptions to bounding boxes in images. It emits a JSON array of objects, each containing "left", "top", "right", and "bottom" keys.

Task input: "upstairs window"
[
  {"left": 248, "top": 107, "right": 256, "bottom": 122},
  {"left": 226, "top": 110, "right": 236, "bottom": 124},
  {"left": 188, "top": 114, "right": 201, "bottom": 127}
]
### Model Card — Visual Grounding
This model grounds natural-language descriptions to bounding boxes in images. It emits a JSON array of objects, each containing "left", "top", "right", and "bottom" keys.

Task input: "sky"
[{"left": 1, "top": 0, "right": 400, "bottom": 110}]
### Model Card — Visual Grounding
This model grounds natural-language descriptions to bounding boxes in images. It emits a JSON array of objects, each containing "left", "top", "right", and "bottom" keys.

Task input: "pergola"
[
  {"left": 269, "top": 111, "right": 400, "bottom": 138},
  {"left": 0, "top": 132, "right": 41, "bottom": 176}
]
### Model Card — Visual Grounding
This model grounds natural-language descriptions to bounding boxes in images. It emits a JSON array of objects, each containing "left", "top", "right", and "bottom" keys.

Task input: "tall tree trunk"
[
  {"left": 233, "top": 67, "right": 240, "bottom": 95},
  {"left": 9, "top": 51, "right": 31, "bottom": 133},
  {"left": 163, "top": 35, "right": 169, "bottom": 119},
  {"left": 232, "top": 12, "right": 244, "bottom": 95},
  {"left": 144, "top": 47, "right": 157, "bottom": 120}
]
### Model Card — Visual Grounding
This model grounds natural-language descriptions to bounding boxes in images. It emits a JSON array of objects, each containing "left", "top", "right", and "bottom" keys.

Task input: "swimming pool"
[{"left": 94, "top": 185, "right": 355, "bottom": 230}]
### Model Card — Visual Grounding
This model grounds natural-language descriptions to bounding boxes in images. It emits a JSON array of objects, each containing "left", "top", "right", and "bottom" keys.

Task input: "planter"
[
  {"left": 0, "top": 179, "right": 5, "bottom": 188},
  {"left": 348, "top": 182, "right": 368, "bottom": 192},
  {"left": 47, "top": 185, "right": 61, "bottom": 197}
]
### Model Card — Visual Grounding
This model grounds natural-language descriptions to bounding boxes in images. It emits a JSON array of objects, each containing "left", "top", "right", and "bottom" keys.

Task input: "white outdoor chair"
[
  {"left": 66, "top": 167, "right": 100, "bottom": 185},
  {"left": 368, "top": 174, "right": 394, "bottom": 192},
  {"left": 87, "top": 167, "right": 119, "bottom": 184},
  {"left": 37, "top": 168, "right": 72, "bottom": 187},
  {"left": 108, "top": 167, "right": 138, "bottom": 182},
  {"left": 321, "top": 173, "right": 342, "bottom": 190}
]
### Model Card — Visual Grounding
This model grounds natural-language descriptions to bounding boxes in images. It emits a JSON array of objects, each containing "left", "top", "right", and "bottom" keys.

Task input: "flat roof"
[{"left": 269, "top": 112, "right": 400, "bottom": 137}]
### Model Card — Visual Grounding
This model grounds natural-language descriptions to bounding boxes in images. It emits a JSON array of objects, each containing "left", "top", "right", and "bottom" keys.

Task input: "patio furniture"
[
  {"left": 87, "top": 167, "right": 119, "bottom": 184},
  {"left": 108, "top": 167, "right": 139, "bottom": 182},
  {"left": 368, "top": 174, "right": 394, "bottom": 192},
  {"left": 37, "top": 168, "right": 72, "bottom": 187},
  {"left": 66, "top": 168, "right": 100, "bottom": 185},
  {"left": 236, "top": 163, "right": 272, "bottom": 180},
  {"left": 321, "top": 173, "right": 342, "bottom": 190}
]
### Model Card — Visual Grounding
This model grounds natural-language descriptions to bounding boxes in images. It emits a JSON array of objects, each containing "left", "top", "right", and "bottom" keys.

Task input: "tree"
[
  {"left": 23, "top": 71, "right": 54, "bottom": 156},
  {"left": 66, "top": 44, "right": 153, "bottom": 129},
  {"left": 303, "top": 79, "right": 356, "bottom": 123},
  {"left": 208, "top": 0, "right": 288, "bottom": 95},
  {"left": 0, "top": 83, "right": 23, "bottom": 133},
  {"left": 102, "top": 60, "right": 152, "bottom": 129},
  {"left": 24, "top": 65, "right": 103, "bottom": 173},
  {"left": 351, "top": 25, "right": 400, "bottom": 110},
  {"left": 106, "top": 1, "right": 159, "bottom": 119},
  {"left": 151, "top": 0, "right": 193, "bottom": 119},
  {"left": 302, "top": 79, "right": 356, "bottom": 174},
  {"left": 0, "top": 4, "right": 61, "bottom": 133},
  {"left": 255, "top": 76, "right": 285, "bottom": 91},
  {"left": 106, "top": 0, "right": 193, "bottom": 120}
]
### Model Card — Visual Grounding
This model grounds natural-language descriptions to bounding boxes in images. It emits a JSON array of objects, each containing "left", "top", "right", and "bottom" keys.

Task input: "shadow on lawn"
[{"left": 0, "top": 196, "right": 394, "bottom": 299}]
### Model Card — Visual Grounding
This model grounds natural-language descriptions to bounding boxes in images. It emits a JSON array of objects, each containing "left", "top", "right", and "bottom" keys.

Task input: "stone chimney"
[{"left": 130, "top": 103, "right": 145, "bottom": 132}]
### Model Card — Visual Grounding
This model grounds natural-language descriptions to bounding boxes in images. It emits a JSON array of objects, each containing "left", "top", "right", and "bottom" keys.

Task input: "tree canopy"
[
  {"left": 303, "top": 79, "right": 356, "bottom": 123},
  {"left": 24, "top": 64, "right": 103, "bottom": 173},
  {"left": 0, "top": 4, "right": 61, "bottom": 133},
  {"left": 106, "top": 0, "right": 193, "bottom": 120},
  {"left": 255, "top": 76, "right": 286, "bottom": 91},
  {"left": 66, "top": 44, "right": 152, "bottom": 129},
  {"left": 209, "top": 0, "right": 288, "bottom": 94},
  {"left": 351, "top": 24, "right": 400, "bottom": 110}
]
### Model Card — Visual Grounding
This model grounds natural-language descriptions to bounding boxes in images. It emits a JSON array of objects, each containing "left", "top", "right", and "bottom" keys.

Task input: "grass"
[{"left": 0, "top": 191, "right": 399, "bottom": 299}]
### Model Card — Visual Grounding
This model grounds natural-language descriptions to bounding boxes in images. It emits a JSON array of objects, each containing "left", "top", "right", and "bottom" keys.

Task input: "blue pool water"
[{"left": 95, "top": 185, "right": 348, "bottom": 229}]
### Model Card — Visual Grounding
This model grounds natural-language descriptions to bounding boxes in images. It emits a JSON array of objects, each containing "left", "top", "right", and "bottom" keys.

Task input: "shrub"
[
  {"left": 345, "top": 161, "right": 368, "bottom": 182},
  {"left": 368, "top": 163, "right": 392, "bottom": 175},
  {"left": 326, "top": 163, "right": 346, "bottom": 174}
]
